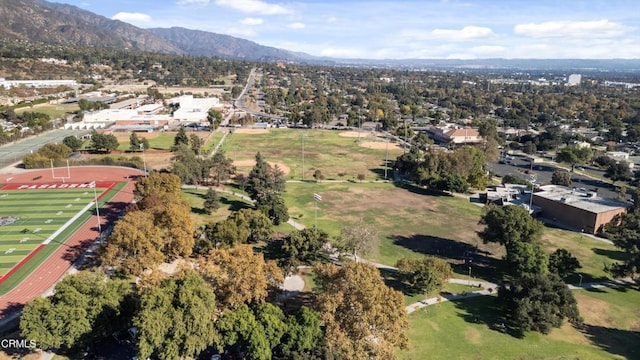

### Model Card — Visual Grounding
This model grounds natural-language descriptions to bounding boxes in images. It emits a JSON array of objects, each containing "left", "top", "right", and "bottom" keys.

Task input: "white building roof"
[{"left": 534, "top": 185, "right": 627, "bottom": 214}]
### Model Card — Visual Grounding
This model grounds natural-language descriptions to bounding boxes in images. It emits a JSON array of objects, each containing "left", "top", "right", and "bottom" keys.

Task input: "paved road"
[
  {"left": 0, "top": 129, "right": 89, "bottom": 169},
  {"left": 487, "top": 154, "right": 620, "bottom": 200}
]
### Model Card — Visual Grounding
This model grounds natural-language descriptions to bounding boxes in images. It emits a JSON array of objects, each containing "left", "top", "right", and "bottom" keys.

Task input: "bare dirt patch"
[
  {"left": 575, "top": 293, "right": 613, "bottom": 326},
  {"left": 465, "top": 327, "right": 482, "bottom": 345},
  {"left": 359, "top": 141, "right": 402, "bottom": 150},
  {"left": 233, "top": 159, "right": 290, "bottom": 175},
  {"left": 233, "top": 128, "right": 270, "bottom": 134},
  {"left": 338, "top": 131, "right": 374, "bottom": 138}
]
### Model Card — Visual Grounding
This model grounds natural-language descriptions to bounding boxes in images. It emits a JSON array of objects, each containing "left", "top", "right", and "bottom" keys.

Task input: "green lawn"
[
  {"left": 399, "top": 292, "right": 639, "bottom": 360},
  {"left": 117, "top": 133, "right": 177, "bottom": 151},
  {"left": 15, "top": 103, "right": 79, "bottom": 119},
  {"left": 221, "top": 128, "right": 402, "bottom": 181},
  {"left": 181, "top": 188, "right": 254, "bottom": 225}
]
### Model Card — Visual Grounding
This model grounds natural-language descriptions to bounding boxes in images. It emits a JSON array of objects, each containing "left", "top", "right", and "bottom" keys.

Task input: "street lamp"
[
  {"left": 140, "top": 143, "right": 147, "bottom": 176},
  {"left": 313, "top": 193, "right": 322, "bottom": 230},
  {"left": 90, "top": 182, "right": 102, "bottom": 241},
  {"left": 528, "top": 175, "right": 537, "bottom": 213},
  {"left": 468, "top": 266, "right": 472, "bottom": 286},
  {"left": 578, "top": 274, "right": 583, "bottom": 288}
]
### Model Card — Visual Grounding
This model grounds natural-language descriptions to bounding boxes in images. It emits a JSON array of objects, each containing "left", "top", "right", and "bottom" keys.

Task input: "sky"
[{"left": 52, "top": 0, "right": 640, "bottom": 60}]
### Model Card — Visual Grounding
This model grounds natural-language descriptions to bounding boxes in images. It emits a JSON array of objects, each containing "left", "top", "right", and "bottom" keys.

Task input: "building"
[
  {"left": 426, "top": 124, "right": 483, "bottom": 144},
  {"left": 0, "top": 77, "right": 77, "bottom": 89},
  {"left": 567, "top": 74, "right": 582, "bottom": 86},
  {"left": 532, "top": 185, "right": 628, "bottom": 234},
  {"left": 169, "top": 95, "right": 222, "bottom": 123}
]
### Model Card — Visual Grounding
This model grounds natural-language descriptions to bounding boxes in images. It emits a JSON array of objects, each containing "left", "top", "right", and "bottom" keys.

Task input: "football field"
[{"left": 0, "top": 182, "right": 114, "bottom": 283}]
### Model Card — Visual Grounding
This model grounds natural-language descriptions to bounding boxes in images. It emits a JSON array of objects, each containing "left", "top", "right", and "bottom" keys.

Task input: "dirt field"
[
  {"left": 359, "top": 141, "right": 402, "bottom": 150},
  {"left": 233, "top": 159, "right": 290, "bottom": 175},
  {"left": 339, "top": 131, "right": 375, "bottom": 138},
  {"left": 233, "top": 128, "right": 270, "bottom": 134}
]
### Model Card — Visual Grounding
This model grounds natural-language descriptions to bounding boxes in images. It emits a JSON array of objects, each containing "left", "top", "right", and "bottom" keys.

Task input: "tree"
[
  {"left": 134, "top": 172, "right": 182, "bottom": 200},
  {"left": 173, "top": 126, "right": 189, "bottom": 150},
  {"left": 129, "top": 132, "right": 141, "bottom": 152},
  {"left": 548, "top": 248, "right": 581, "bottom": 278},
  {"left": 210, "top": 151, "right": 236, "bottom": 186},
  {"left": 141, "top": 137, "right": 150, "bottom": 150},
  {"left": 501, "top": 173, "right": 528, "bottom": 185},
  {"left": 335, "top": 219, "right": 378, "bottom": 261},
  {"left": 279, "top": 306, "right": 324, "bottom": 358},
  {"left": 190, "top": 133, "right": 204, "bottom": 154},
  {"left": 497, "top": 272, "right": 582, "bottom": 335},
  {"left": 215, "top": 304, "right": 275, "bottom": 360},
  {"left": 171, "top": 144, "right": 204, "bottom": 185},
  {"left": 207, "top": 109, "right": 223, "bottom": 130},
  {"left": 479, "top": 205, "right": 546, "bottom": 276},
  {"left": 62, "top": 135, "right": 83, "bottom": 152},
  {"left": 314, "top": 262, "right": 408, "bottom": 359},
  {"left": 396, "top": 256, "right": 453, "bottom": 294},
  {"left": 551, "top": 170, "right": 572, "bottom": 187},
  {"left": 603, "top": 211, "right": 640, "bottom": 280},
  {"left": 556, "top": 146, "right": 592, "bottom": 171},
  {"left": 282, "top": 228, "right": 329, "bottom": 267},
  {"left": 201, "top": 209, "right": 272, "bottom": 250},
  {"left": 101, "top": 210, "right": 165, "bottom": 275},
  {"left": 605, "top": 161, "right": 631, "bottom": 184},
  {"left": 199, "top": 245, "right": 283, "bottom": 310},
  {"left": 20, "top": 271, "right": 133, "bottom": 353},
  {"left": 256, "top": 191, "right": 289, "bottom": 225},
  {"left": 135, "top": 270, "right": 219, "bottom": 360},
  {"left": 247, "top": 152, "right": 285, "bottom": 201},
  {"left": 203, "top": 188, "right": 220, "bottom": 214},
  {"left": 151, "top": 200, "right": 195, "bottom": 260},
  {"left": 90, "top": 131, "right": 119, "bottom": 153},
  {"left": 313, "top": 169, "right": 325, "bottom": 181}
]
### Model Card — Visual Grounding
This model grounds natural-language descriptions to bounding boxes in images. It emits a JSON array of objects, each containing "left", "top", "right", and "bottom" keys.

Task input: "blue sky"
[{"left": 53, "top": 0, "right": 640, "bottom": 59}]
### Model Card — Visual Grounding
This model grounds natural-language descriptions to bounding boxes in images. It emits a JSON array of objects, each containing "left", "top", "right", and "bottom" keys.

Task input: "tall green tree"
[
  {"left": 556, "top": 146, "right": 592, "bottom": 172},
  {"left": 207, "top": 109, "right": 223, "bottom": 130},
  {"left": 605, "top": 161, "right": 631, "bottom": 184},
  {"left": 172, "top": 126, "right": 189, "bottom": 150},
  {"left": 335, "top": 219, "right": 379, "bottom": 261},
  {"left": 62, "top": 135, "right": 83, "bottom": 152},
  {"left": 135, "top": 270, "right": 219, "bottom": 360},
  {"left": 90, "top": 131, "right": 119, "bottom": 153},
  {"left": 203, "top": 188, "right": 220, "bottom": 215},
  {"left": 189, "top": 133, "right": 204, "bottom": 154},
  {"left": 497, "top": 272, "right": 582, "bottom": 335},
  {"left": 603, "top": 211, "right": 640, "bottom": 280},
  {"left": 210, "top": 151, "right": 236, "bottom": 186},
  {"left": 548, "top": 248, "right": 581, "bottom": 278},
  {"left": 282, "top": 228, "right": 329, "bottom": 267},
  {"left": 279, "top": 306, "right": 324, "bottom": 358},
  {"left": 551, "top": 170, "right": 572, "bottom": 187},
  {"left": 396, "top": 256, "right": 453, "bottom": 294},
  {"left": 129, "top": 132, "right": 141, "bottom": 152}
]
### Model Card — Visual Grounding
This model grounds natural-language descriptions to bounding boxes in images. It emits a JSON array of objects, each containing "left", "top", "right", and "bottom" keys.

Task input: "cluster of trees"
[
  {"left": 603, "top": 196, "right": 640, "bottom": 280},
  {"left": 479, "top": 205, "right": 582, "bottom": 335},
  {"left": 101, "top": 173, "right": 194, "bottom": 275},
  {"left": 22, "top": 143, "right": 72, "bottom": 168},
  {"left": 128, "top": 132, "right": 150, "bottom": 152},
  {"left": 199, "top": 208, "right": 273, "bottom": 252},
  {"left": 90, "top": 131, "right": 119, "bottom": 153},
  {"left": 77, "top": 98, "right": 109, "bottom": 112},
  {"left": 170, "top": 142, "right": 235, "bottom": 186},
  {"left": 395, "top": 145, "right": 490, "bottom": 193},
  {"left": 0, "top": 109, "right": 54, "bottom": 145},
  {"left": 246, "top": 152, "right": 289, "bottom": 225}
]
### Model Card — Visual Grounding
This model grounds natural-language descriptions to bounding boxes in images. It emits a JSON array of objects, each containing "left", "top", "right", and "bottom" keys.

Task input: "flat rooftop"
[{"left": 534, "top": 185, "right": 628, "bottom": 214}]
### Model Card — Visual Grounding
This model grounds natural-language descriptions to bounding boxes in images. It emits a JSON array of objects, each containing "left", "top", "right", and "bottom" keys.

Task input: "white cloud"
[
  {"left": 287, "top": 22, "right": 306, "bottom": 29},
  {"left": 214, "top": 0, "right": 293, "bottom": 15},
  {"left": 111, "top": 12, "right": 152, "bottom": 24},
  {"left": 401, "top": 26, "right": 495, "bottom": 41},
  {"left": 241, "top": 17, "right": 264, "bottom": 25},
  {"left": 514, "top": 20, "right": 629, "bottom": 38},
  {"left": 326, "top": 16, "right": 337, "bottom": 23},
  {"left": 320, "top": 47, "right": 364, "bottom": 58},
  {"left": 177, "top": 0, "right": 210, "bottom": 4}
]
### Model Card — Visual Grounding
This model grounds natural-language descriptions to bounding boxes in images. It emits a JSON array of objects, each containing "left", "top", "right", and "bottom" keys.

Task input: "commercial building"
[
  {"left": 426, "top": 125, "right": 483, "bottom": 144},
  {"left": 532, "top": 185, "right": 627, "bottom": 234},
  {"left": 0, "top": 77, "right": 77, "bottom": 89}
]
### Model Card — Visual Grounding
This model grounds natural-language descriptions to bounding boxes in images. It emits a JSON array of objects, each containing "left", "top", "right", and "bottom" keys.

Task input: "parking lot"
[{"left": 487, "top": 154, "right": 621, "bottom": 200}]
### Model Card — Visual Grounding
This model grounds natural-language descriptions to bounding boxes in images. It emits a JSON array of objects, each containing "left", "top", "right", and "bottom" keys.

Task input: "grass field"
[
  {"left": 14, "top": 103, "right": 79, "bottom": 119},
  {"left": 182, "top": 188, "right": 253, "bottom": 225},
  {"left": 220, "top": 128, "right": 403, "bottom": 180},
  {"left": 116, "top": 133, "right": 177, "bottom": 151},
  {"left": 0, "top": 182, "right": 120, "bottom": 294}
]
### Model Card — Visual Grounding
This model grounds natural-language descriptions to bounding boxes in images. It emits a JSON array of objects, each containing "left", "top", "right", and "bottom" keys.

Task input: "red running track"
[{"left": 0, "top": 166, "right": 143, "bottom": 320}]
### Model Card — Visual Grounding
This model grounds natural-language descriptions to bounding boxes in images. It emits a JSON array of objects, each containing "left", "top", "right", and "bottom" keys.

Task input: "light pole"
[
  {"left": 140, "top": 143, "right": 147, "bottom": 176},
  {"left": 528, "top": 175, "right": 537, "bottom": 213},
  {"left": 301, "top": 132, "right": 307, "bottom": 181},
  {"left": 91, "top": 182, "right": 102, "bottom": 241},
  {"left": 468, "top": 266, "right": 472, "bottom": 286},
  {"left": 384, "top": 138, "right": 389, "bottom": 180},
  {"left": 578, "top": 274, "right": 583, "bottom": 288},
  {"left": 313, "top": 193, "right": 322, "bottom": 230}
]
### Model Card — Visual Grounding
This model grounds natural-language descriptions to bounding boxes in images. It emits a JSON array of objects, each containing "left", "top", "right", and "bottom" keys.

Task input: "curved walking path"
[{"left": 0, "top": 166, "right": 143, "bottom": 326}]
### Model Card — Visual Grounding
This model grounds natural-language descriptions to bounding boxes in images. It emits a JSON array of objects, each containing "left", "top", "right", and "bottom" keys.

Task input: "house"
[
  {"left": 532, "top": 185, "right": 628, "bottom": 234},
  {"left": 427, "top": 126, "right": 483, "bottom": 144}
]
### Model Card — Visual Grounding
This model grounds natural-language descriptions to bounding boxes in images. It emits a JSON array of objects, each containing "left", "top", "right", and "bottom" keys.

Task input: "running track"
[{"left": 0, "top": 166, "right": 143, "bottom": 321}]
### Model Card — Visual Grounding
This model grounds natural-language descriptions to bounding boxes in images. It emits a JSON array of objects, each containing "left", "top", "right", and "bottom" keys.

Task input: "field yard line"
[{"left": 41, "top": 201, "right": 94, "bottom": 245}]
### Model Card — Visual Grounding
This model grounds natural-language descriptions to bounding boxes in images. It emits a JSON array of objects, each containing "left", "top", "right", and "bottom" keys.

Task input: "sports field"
[{"left": 0, "top": 182, "right": 114, "bottom": 283}]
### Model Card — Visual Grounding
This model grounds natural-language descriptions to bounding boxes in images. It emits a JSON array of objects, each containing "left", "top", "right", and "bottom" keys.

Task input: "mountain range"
[
  {"left": 1, "top": 0, "right": 639, "bottom": 72},
  {"left": 0, "top": 0, "right": 313, "bottom": 61}
]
